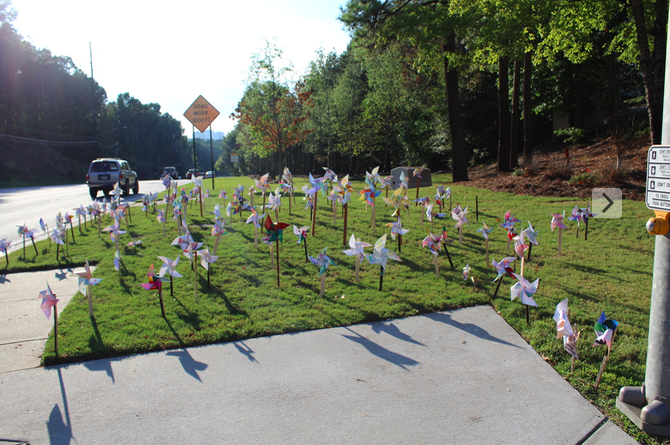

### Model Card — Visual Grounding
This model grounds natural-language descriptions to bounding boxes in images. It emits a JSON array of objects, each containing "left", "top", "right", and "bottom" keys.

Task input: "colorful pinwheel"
[
  {"left": 17, "top": 224, "right": 38, "bottom": 258},
  {"left": 510, "top": 273, "right": 539, "bottom": 323},
  {"left": 451, "top": 205, "right": 469, "bottom": 243},
  {"left": 264, "top": 215, "right": 290, "bottom": 286},
  {"left": 140, "top": 264, "right": 166, "bottom": 317},
  {"left": 211, "top": 219, "right": 227, "bottom": 254},
  {"left": 463, "top": 263, "right": 475, "bottom": 287},
  {"left": 0, "top": 238, "right": 11, "bottom": 266},
  {"left": 593, "top": 311, "right": 619, "bottom": 387},
  {"left": 477, "top": 222, "right": 495, "bottom": 264},
  {"left": 366, "top": 234, "right": 401, "bottom": 291},
  {"left": 522, "top": 221, "right": 539, "bottom": 261},
  {"left": 343, "top": 233, "right": 372, "bottom": 283},
  {"left": 158, "top": 255, "right": 182, "bottom": 297},
  {"left": 386, "top": 217, "right": 409, "bottom": 252},
  {"left": 198, "top": 245, "right": 219, "bottom": 288},
  {"left": 293, "top": 225, "right": 310, "bottom": 262},
  {"left": 74, "top": 260, "right": 102, "bottom": 317},
  {"left": 554, "top": 299, "right": 581, "bottom": 361},
  {"left": 550, "top": 210, "right": 567, "bottom": 255},
  {"left": 39, "top": 282, "right": 60, "bottom": 355},
  {"left": 423, "top": 232, "right": 444, "bottom": 277},
  {"left": 309, "top": 247, "right": 336, "bottom": 296}
]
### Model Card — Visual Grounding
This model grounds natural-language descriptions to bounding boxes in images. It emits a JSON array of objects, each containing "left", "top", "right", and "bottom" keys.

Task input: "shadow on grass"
[
  {"left": 341, "top": 327, "right": 420, "bottom": 370},
  {"left": 428, "top": 311, "right": 523, "bottom": 350}
]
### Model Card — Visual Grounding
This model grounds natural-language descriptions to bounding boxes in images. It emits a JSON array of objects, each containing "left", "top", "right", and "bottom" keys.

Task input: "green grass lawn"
[{"left": 1, "top": 174, "right": 658, "bottom": 443}]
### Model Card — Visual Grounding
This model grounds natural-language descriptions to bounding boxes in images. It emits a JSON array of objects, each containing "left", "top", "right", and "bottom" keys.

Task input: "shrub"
[
  {"left": 545, "top": 161, "right": 573, "bottom": 179},
  {"left": 599, "top": 167, "right": 626, "bottom": 185},
  {"left": 568, "top": 171, "right": 599, "bottom": 186},
  {"left": 554, "top": 127, "right": 587, "bottom": 145}
]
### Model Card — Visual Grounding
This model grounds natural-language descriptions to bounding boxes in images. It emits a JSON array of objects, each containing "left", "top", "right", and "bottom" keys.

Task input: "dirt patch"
[{"left": 460, "top": 136, "right": 649, "bottom": 201}]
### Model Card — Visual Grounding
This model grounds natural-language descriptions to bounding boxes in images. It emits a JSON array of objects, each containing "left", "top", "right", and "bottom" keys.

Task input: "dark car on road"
[
  {"left": 185, "top": 169, "right": 200, "bottom": 179},
  {"left": 163, "top": 166, "right": 178, "bottom": 180}
]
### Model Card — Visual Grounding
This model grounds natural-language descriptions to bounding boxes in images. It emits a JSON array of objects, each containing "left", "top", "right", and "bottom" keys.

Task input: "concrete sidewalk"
[{"left": 0, "top": 287, "right": 637, "bottom": 445}]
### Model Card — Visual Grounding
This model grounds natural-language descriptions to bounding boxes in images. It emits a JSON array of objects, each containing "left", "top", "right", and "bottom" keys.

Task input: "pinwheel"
[
  {"left": 103, "top": 221, "right": 126, "bottom": 261},
  {"left": 157, "top": 209, "right": 167, "bottom": 236},
  {"left": 386, "top": 217, "right": 409, "bottom": 253},
  {"left": 74, "top": 205, "right": 88, "bottom": 231},
  {"left": 254, "top": 173, "right": 270, "bottom": 222},
  {"left": 451, "top": 205, "right": 469, "bottom": 244},
  {"left": 246, "top": 210, "right": 265, "bottom": 248},
  {"left": 74, "top": 260, "right": 102, "bottom": 317},
  {"left": 219, "top": 189, "right": 228, "bottom": 205},
  {"left": 268, "top": 189, "right": 282, "bottom": 222},
  {"left": 0, "top": 239, "right": 10, "bottom": 266},
  {"left": 425, "top": 203, "right": 435, "bottom": 229},
  {"left": 16, "top": 224, "right": 38, "bottom": 258},
  {"left": 435, "top": 185, "right": 448, "bottom": 212},
  {"left": 309, "top": 247, "right": 336, "bottom": 296},
  {"left": 554, "top": 299, "right": 581, "bottom": 370},
  {"left": 413, "top": 197, "right": 430, "bottom": 223},
  {"left": 39, "top": 282, "right": 60, "bottom": 355},
  {"left": 282, "top": 167, "right": 296, "bottom": 204},
  {"left": 293, "top": 225, "right": 310, "bottom": 262},
  {"left": 513, "top": 233, "right": 529, "bottom": 275},
  {"left": 308, "top": 173, "right": 328, "bottom": 236},
  {"left": 477, "top": 222, "right": 495, "bottom": 264},
  {"left": 522, "top": 221, "right": 539, "bottom": 261},
  {"left": 338, "top": 175, "right": 355, "bottom": 244},
  {"left": 463, "top": 263, "right": 476, "bottom": 288},
  {"left": 413, "top": 167, "right": 425, "bottom": 203},
  {"left": 199, "top": 245, "right": 219, "bottom": 288},
  {"left": 360, "top": 177, "right": 382, "bottom": 235},
  {"left": 127, "top": 239, "right": 144, "bottom": 250},
  {"left": 510, "top": 272, "right": 539, "bottom": 323},
  {"left": 158, "top": 255, "right": 182, "bottom": 297},
  {"left": 366, "top": 234, "right": 401, "bottom": 291},
  {"left": 191, "top": 175, "right": 204, "bottom": 217},
  {"left": 343, "top": 233, "right": 372, "bottom": 283},
  {"left": 593, "top": 312, "right": 619, "bottom": 388},
  {"left": 51, "top": 227, "right": 65, "bottom": 261},
  {"left": 264, "top": 215, "right": 290, "bottom": 286},
  {"left": 581, "top": 204, "right": 595, "bottom": 240},
  {"left": 491, "top": 256, "right": 517, "bottom": 299},
  {"left": 211, "top": 219, "right": 227, "bottom": 254},
  {"left": 140, "top": 264, "right": 166, "bottom": 318},
  {"left": 111, "top": 181, "right": 123, "bottom": 204},
  {"left": 550, "top": 210, "right": 567, "bottom": 255},
  {"left": 422, "top": 232, "right": 444, "bottom": 277},
  {"left": 39, "top": 217, "right": 49, "bottom": 238}
]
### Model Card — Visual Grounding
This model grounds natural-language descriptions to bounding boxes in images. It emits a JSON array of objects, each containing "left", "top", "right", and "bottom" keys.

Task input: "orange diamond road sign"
[{"left": 184, "top": 95, "right": 220, "bottom": 133}]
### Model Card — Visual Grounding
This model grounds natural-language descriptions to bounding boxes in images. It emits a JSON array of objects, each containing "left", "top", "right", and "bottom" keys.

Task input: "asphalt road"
[{"left": 0, "top": 180, "right": 167, "bottom": 256}]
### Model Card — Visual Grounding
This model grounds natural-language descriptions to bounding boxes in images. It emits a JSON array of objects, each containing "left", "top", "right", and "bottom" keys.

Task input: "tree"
[
  {"left": 230, "top": 42, "right": 314, "bottom": 176},
  {"left": 340, "top": 0, "right": 470, "bottom": 181}
]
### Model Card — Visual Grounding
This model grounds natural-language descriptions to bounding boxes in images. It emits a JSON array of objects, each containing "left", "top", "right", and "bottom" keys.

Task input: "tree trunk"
[
  {"left": 630, "top": 0, "right": 665, "bottom": 144},
  {"left": 510, "top": 60, "right": 521, "bottom": 170},
  {"left": 523, "top": 52, "right": 534, "bottom": 166},
  {"left": 497, "top": 56, "right": 511, "bottom": 172},
  {"left": 444, "top": 33, "right": 468, "bottom": 182}
]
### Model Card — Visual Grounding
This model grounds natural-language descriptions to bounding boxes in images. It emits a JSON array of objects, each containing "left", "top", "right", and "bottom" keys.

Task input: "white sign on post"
[{"left": 647, "top": 145, "right": 670, "bottom": 211}]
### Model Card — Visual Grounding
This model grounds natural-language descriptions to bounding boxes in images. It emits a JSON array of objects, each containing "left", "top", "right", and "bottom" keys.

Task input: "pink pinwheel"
[
  {"left": 522, "top": 221, "right": 539, "bottom": 261},
  {"left": 343, "top": 233, "right": 372, "bottom": 282},
  {"left": 452, "top": 205, "right": 469, "bottom": 243},
  {"left": 198, "top": 245, "right": 218, "bottom": 288},
  {"left": 513, "top": 233, "right": 528, "bottom": 260},
  {"left": 386, "top": 217, "right": 409, "bottom": 253},
  {"left": 158, "top": 255, "right": 182, "bottom": 297},
  {"left": 550, "top": 210, "right": 567, "bottom": 255},
  {"left": 39, "top": 282, "right": 60, "bottom": 355},
  {"left": 17, "top": 224, "right": 39, "bottom": 258},
  {"left": 74, "top": 260, "right": 102, "bottom": 317},
  {"left": 554, "top": 299, "right": 581, "bottom": 360},
  {"left": 323, "top": 167, "right": 337, "bottom": 183},
  {"left": 157, "top": 209, "right": 166, "bottom": 236},
  {"left": 423, "top": 232, "right": 444, "bottom": 277},
  {"left": 510, "top": 273, "right": 539, "bottom": 307},
  {"left": 140, "top": 264, "right": 166, "bottom": 318},
  {"left": 219, "top": 189, "right": 228, "bottom": 200}
]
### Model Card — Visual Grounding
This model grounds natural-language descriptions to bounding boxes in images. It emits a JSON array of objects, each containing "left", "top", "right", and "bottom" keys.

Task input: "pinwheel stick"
[
  {"left": 22, "top": 235, "right": 26, "bottom": 259},
  {"left": 170, "top": 278, "right": 174, "bottom": 297},
  {"left": 276, "top": 240, "right": 281, "bottom": 287},
  {"left": 443, "top": 245, "right": 454, "bottom": 269},
  {"left": 311, "top": 194, "right": 318, "bottom": 237},
  {"left": 254, "top": 226, "right": 258, "bottom": 249},
  {"left": 558, "top": 228, "right": 563, "bottom": 255},
  {"left": 379, "top": 266, "right": 384, "bottom": 291},
  {"left": 159, "top": 287, "right": 166, "bottom": 318},
  {"left": 475, "top": 196, "right": 479, "bottom": 221},
  {"left": 162, "top": 219, "right": 166, "bottom": 237},
  {"left": 304, "top": 238, "right": 308, "bottom": 263},
  {"left": 585, "top": 219, "right": 589, "bottom": 241},
  {"left": 527, "top": 244, "right": 533, "bottom": 262},
  {"left": 200, "top": 188, "right": 204, "bottom": 216},
  {"left": 56, "top": 243, "right": 60, "bottom": 262},
  {"left": 54, "top": 303, "right": 59, "bottom": 357},
  {"left": 458, "top": 227, "right": 463, "bottom": 245},
  {"left": 87, "top": 286, "right": 94, "bottom": 317},
  {"left": 485, "top": 239, "right": 489, "bottom": 266},
  {"left": 434, "top": 255, "right": 440, "bottom": 278},
  {"left": 492, "top": 276, "right": 503, "bottom": 299},
  {"left": 320, "top": 274, "right": 325, "bottom": 296},
  {"left": 288, "top": 193, "right": 292, "bottom": 215},
  {"left": 207, "top": 266, "right": 211, "bottom": 288},
  {"left": 70, "top": 222, "right": 76, "bottom": 243},
  {"left": 355, "top": 256, "right": 360, "bottom": 283},
  {"left": 595, "top": 354, "right": 609, "bottom": 389},
  {"left": 576, "top": 223, "right": 580, "bottom": 239},
  {"left": 65, "top": 230, "right": 69, "bottom": 257},
  {"left": 97, "top": 218, "right": 102, "bottom": 239},
  {"left": 194, "top": 251, "right": 198, "bottom": 302},
  {"left": 343, "top": 203, "right": 349, "bottom": 247},
  {"left": 127, "top": 205, "right": 132, "bottom": 224},
  {"left": 371, "top": 197, "right": 377, "bottom": 235},
  {"left": 4, "top": 251, "right": 8, "bottom": 266},
  {"left": 526, "top": 305, "right": 530, "bottom": 324},
  {"left": 415, "top": 177, "right": 420, "bottom": 204},
  {"left": 520, "top": 257, "right": 526, "bottom": 277}
]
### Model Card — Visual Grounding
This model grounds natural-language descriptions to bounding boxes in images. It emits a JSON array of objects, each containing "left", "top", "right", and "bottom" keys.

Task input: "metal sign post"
[{"left": 617, "top": 8, "right": 670, "bottom": 433}]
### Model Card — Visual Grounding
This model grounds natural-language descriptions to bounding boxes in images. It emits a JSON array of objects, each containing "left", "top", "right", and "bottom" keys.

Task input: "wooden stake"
[
  {"left": 372, "top": 197, "right": 377, "bottom": 235},
  {"left": 493, "top": 276, "right": 503, "bottom": 299},
  {"left": 558, "top": 228, "right": 563, "bottom": 255},
  {"left": 254, "top": 226, "right": 258, "bottom": 249},
  {"left": 459, "top": 227, "right": 463, "bottom": 244},
  {"left": 304, "top": 238, "right": 308, "bottom": 263},
  {"left": 415, "top": 176, "right": 420, "bottom": 204},
  {"left": 87, "top": 285, "right": 94, "bottom": 317},
  {"left": 355, "top": 255, "right": 360, "bottom": 283},
  {"left": 159, "top": 287, "right": 166, "bottom": 318},
  {"left": 595, "top": 354, "right": 609, "bottom": 389},
  {"left": 485, "top": 239, "right": 489, "bottom": 266},
  {"left": 443, "top": 245, "right": 454, "bottom": 268},
  {"left": 194, "top": 251, "right": 198, "bottom": 302},
  {"left": 54, "top": 303, "right": 59, "bottom": 357},
  {"left": 585, "top": 219, "right": 589, "bottom": 241},
  {"left": 434, "top": 254, "right": 439, "bottom": 278},
  {"left": 320, "top": 274, "right": 325, "bottom": 296},
  {"left": 343, "top": 203, "right": 349, "bottom": 247}
]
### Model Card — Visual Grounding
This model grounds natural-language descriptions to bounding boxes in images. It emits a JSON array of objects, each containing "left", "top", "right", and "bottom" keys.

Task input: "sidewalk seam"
[{"left": 575, "top": 416, "right": 609, "bottom": 445}]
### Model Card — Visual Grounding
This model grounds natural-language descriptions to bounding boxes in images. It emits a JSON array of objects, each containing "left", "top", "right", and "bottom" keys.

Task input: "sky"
[{"left": 11, "top": 0, "right": 353, "bottom": 136}]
